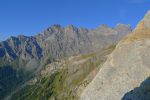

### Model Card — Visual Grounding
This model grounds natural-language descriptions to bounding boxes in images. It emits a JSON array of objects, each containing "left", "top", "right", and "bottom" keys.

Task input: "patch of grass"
[
  {"left": 11, "top": 69, "right": 68, "bottom": 100},
  {"left": 103, "top": 44, "right": 116, "bottom": 52},
  {"left": 11, "top": 48, "right": 111, "bottom": 100},
  {"left": 80, "top": 53, "right": 96, "bottom": 59}
]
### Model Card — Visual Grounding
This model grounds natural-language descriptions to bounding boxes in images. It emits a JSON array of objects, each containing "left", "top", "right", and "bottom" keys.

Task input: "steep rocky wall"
[{"left": 80, "top": 11, "right": 150, "bottom": 100}]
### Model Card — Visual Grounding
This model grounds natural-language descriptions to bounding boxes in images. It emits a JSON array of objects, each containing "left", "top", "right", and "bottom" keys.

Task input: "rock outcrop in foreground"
[{"left": 80, "top": 11, "right": 150, "bottom": 100}]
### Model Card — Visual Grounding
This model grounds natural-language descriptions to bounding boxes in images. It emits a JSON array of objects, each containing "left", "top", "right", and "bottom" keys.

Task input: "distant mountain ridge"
[
  {"left": 0, "top": 24, "right": 131, "bottom": 70},
  {"left": 0, "top": 23, "right": 131, "bottom": 99}
]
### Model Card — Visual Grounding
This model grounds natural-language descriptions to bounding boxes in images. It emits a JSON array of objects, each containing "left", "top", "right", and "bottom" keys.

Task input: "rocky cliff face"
[
  {"left": 0, "top": 35, "right": 42, "bottom": 70},
  {"left": 80, "top": 11, "right": 150, "bottom": 100},
  {"left": 36, "top": 24, "right": 131, "bottom": 59}
]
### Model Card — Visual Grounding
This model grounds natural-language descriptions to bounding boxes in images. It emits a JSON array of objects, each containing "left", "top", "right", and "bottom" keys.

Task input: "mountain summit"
[
  {"left": 142, "top": 10, "right": 150, "bottom": 28},
  {"left": 136, "top": 10, "right": 150, "bottom": 30}
]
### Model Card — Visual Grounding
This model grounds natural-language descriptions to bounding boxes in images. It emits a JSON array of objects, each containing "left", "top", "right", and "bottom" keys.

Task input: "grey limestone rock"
[{"left": 80, "top": 10, "right": 150, "bottom": 100}]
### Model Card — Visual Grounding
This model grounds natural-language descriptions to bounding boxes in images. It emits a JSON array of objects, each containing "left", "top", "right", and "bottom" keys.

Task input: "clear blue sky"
[{"left": 0, "top": 0, "right": 150, "bottom": 40}]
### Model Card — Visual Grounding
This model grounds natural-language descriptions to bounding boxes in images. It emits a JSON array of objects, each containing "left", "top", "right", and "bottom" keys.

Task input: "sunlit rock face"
[
  {"left": 142, "top": 11, "right": 150, "bottom": 28},
  {"left": 80, "top": 11, "right": 150, "bottom": 100}
]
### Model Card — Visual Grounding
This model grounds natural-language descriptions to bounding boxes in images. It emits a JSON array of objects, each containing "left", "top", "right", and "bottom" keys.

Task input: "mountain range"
[
  {"left": 0, "top": 23, "right": 131, "bottom": 100},
  {"left": 2, "top": 10, "right": 150, "bottom": 100},
  {"left": 1, "top": 10, "right": 150, "bottom": 100}
]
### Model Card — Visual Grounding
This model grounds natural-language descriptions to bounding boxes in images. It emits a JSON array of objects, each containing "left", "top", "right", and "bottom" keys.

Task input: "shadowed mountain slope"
[{"left": 122, "top": 77, "right": 150, "bottom": 100}]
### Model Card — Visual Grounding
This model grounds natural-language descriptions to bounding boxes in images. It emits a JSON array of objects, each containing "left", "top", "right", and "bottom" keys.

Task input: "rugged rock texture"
[
  {"left": 36, "top": 24, "right": 131, "bottom": 59},
  {"left": 0, "top": 24, "right": 131, "bottom": 99},
  {"left": 0, "top": 35, "right": 42, "bottom": 70},
  {"left": 0, "top": 24, "right": 131, "bottom": 70},
  {"left": 80, "top": 11, "right": 150, "bottom": 100}
]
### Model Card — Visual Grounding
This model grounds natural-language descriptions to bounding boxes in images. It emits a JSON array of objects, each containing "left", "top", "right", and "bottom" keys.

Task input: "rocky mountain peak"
[
  {"left": 136, "top": 11, "right": 150, "bottom": 30},
  {"left": 51, "top": 24, "right": 62, "bottom": 28},
  {"left": 116, "top": 24, "right": 131, "bottom": 29},
  {"left": 65, "top": 25, "right": 78, "bottom": 33},
  {"left": 17, "top": 35, "right": 29, "bottom": 41},
  {"left": 66, "top": 25, "right": 76, "bottom": 29},
  {"left": 143, "top": 10, "right": 150, "bottom": 21},
  {"left": 49, "top": 24, "right": 63, "bottom": 32},
  {"left": 121, "top": 11, "right": 150, "bottom": 43},
  {"left": 98, "top": 24, "right": 109, "bottom": 29},
  {"left": 143, "top": 10, "right": 150, "bottom": 28},
  {"left": 45, "top": 24, "right": 62, "bottom": 32}
]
